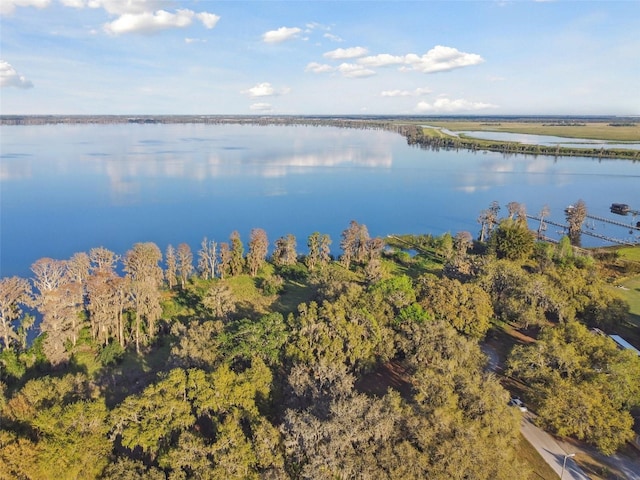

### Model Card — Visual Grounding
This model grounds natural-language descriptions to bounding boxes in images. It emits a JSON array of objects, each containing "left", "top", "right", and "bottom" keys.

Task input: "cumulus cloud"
[
  {"left": 0, "top": 61, "right": 34, "bottom": 89},
  {"left": 242, "top": 82, "right": 290, "bottom": 97},
  {"left": 250, "top": 102, "right": 272, "bottom": 111},
  {"left": 337, "top": 63, "right": 375, "bottom": 78},
  {"left": 262, "top": 26, "right": 302, "bottom": 43},
  {"left": 308, "top": 44, "right": 483, "bottom": 79},
  {"left": 358, "top": 54, "right": 405, "bottom": 68},
  {"left": 381, "top": 87, "right": 431, "bottom": 97},
  {"left": 60, "top": 0, "right": 167, "bottom": 15},
  {"left": 405, "top": 46, "right": 484, "bottom": 73},
  {"left": 415, "top": 97, "right": 497, "bottom": 113},
  {"left": 0, "top": 0, "right": 50, "bottom": 15},
  {"left": 323, "top": 47, "right": 368, "bottom": 60},
  {"left": 104, "top": 9, "right": 219, "bottom": 34},
  {"left": 305, "top": 62, "right": 334, "bottom": 74},
  {"left": 357, "top": 46, "right": 483, "bottom": 73},
  {"left": 243, "top": 82, "right": 275, "bottom": 97},
  {"left": 196, "top": 12, "right": 220, "bottom": 29},
  {"left": 305, "top": 62, "right": 375, "bottom": 78}
]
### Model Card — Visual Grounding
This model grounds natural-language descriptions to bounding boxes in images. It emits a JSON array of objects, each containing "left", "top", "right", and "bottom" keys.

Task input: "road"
[
  {"left": 482, "top": 342, "right": 640, "bottom": 480},
  {"left": 519, "top": 412, "right": 589, "bottom": 480}
]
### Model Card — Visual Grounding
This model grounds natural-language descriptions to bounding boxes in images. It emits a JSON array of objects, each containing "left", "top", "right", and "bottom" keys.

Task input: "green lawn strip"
[{"left": 424, "top": 121, "right": 640, "bottom": 142}]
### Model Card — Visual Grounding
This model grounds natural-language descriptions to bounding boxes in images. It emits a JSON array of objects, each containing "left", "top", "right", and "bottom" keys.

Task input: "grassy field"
[{"left": 425, "top": 121, "right": 640, "bottom": 142}]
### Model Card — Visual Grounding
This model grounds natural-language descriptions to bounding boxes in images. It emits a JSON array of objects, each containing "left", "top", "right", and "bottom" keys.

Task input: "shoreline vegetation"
[
  {"left": 0, "top": 215, "right": 639, "bottom": 478},
  {"left": 2, "top": 114, "right": 639, "bottom": 161}
]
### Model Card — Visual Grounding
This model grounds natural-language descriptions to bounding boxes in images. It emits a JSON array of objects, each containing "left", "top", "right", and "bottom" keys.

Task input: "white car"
[{"left": 509, "top": 398, "right": 527, "bottom": 412}]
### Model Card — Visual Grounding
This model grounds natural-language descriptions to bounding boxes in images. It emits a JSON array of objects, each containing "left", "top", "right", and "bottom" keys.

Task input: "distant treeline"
[{"left": 397, "top": 124, "right": 640, "bottom": 161}]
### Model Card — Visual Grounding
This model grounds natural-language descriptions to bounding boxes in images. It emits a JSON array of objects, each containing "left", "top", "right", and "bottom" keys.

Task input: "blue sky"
[{"left": 1, "top": 0, "right": 638, "bottom": 115}]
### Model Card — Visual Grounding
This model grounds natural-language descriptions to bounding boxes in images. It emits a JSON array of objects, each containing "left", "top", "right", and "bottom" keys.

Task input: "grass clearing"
[
  {"left": 425, "top": 121, "right": 640, "bottom": 142},
  {"left": 516, "top": 434, "right": 560, "bottom": 479},
  {"left": 618, "top": 246, "right": 640, "bottom": 262}
]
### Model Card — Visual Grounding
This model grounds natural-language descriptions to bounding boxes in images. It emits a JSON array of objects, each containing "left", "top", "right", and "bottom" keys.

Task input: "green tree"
[
  {"left": 416, "top": 274, "right": 493, "bottom": 339},
  {"left": 489, "top": 217, "right": 535, "bottom": 261},
  {"left": 272, "top": 234, "right": 297, "bottom": 267},
  {"left": 110, "top": 369, "right": 195, "bottom": 462},
  {"left": 506, "top": 321, "right": 640, "bottom": 454},
  {"left": 229, "top": 231, "right": 245, "bottom": 276}
]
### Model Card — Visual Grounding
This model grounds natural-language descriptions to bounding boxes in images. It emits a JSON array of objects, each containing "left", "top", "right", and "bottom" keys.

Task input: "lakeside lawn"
[{"left": 424, "top": 120, "right": 640, "bottom": 142}]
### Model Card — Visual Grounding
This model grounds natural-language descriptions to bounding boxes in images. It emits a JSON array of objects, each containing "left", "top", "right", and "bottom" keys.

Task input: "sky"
[{"left": 0, "top": 0, "right": 638, "bottom": 116}]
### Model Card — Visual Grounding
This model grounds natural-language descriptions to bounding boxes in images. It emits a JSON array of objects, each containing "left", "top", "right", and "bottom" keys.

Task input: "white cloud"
[
  {"left": 323, "top": 46, "right": 368, "bottom": 60},
  {"left": 243, "top": 82, "right": 275, "bottom": 97},
  {"left": 305, "top": 61, "right": 375, "bottom": 78},
  {"left": 242, "top": 82, "right": 290, "bottom": 97},
  {"left": 185, "top": 37, "right": 206, "bottom": 44},
  {"left": 305, "top": 62, "right": 334, "bottom": 74},
  {"left": 0, "top": 61, "right": 34, "bottom": 88},
  {"left": 262, "top": 26, "right": 302, "bottom": 43},
  {"left": 405, "top": 45, "right": 484, "bottom": 73},
  {"left": 103, "top": 8, "right": 219, "bottom": 34},
  {"left": 415, "top": 97, "right": 497, "bottom": 113},
  {"left": 250, "top": 102, "right": 272, "bottom": 111},
  {"left": 358, "top": 54, "right": 405, "bottom": 67},
  {"left": 196, "top": 12, "right": 220, "bottom": 29},
  {"left": 59, "top": 0, "right": 85, "bottom": 7},
  {"left": 337, "top": 63, "right": 376, "bottom": 78},
  {"left": 0, "top": 0, "right": 50, "bottom": 15},
  {"left": 87, "top": 0, "right": 166, "bottom": 15},
  {"left": 324, "top": 33, "right": 342, "bottom": 42},
  {"left": 104, "top": 9, "right": 191, "bottom": 34},
  {"left": 357, "top": 46, "right": 484, "bottom": 73},
  {"left": 381, "top": 87, "right": 431, "bottom": 97}
]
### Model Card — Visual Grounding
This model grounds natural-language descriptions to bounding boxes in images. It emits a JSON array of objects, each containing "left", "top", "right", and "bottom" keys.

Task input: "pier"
[{"left": 526, "top": 213, "right": 640, "bottom": 247}]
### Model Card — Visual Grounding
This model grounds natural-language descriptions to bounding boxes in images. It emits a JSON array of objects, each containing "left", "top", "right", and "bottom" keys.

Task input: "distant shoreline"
[{"left": 2, "top": 115, "right": 638, "bottom": 161}]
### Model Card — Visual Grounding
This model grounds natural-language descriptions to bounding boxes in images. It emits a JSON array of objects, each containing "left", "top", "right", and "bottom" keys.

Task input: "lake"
[{"left": 1, "top": 123, "right": 639, "bottom": 278}]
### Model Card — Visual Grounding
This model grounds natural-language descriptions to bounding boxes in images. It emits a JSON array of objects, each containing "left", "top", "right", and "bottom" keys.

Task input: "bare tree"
[
  {"left": 123, "top": 242, "right": 163, "bottom": 353},
  {"left": 247, "top": 228, "right": 269, "bottom": 276},
  {"left": 67, "top": 252, "right": 91, "bottom": 285},
  {"left": 165, "top": 245, "right": 177, "bottom": 290},
  {"left": 31, "top": 258, "right": 67, "bottom": 293},
  {"left": 218, "top": 242, "right": 232, "bottom": 279},
  {"left": 89, "top": 247, "right": 118, "bottom": 276},
  {"left": 477, "top": 201, "right": 501, "bottom": 242},
  {"left": 202, "top": 282, "right": 236, "bottom": 320},
  {"left": 340, "top": 221, "right": 369, "bottom": 268},
  {"left": 319, "top": 234, "right": 332, "bottom": 267},
  {"left": 176, "top": 243, "right": 194, "bottom": 289},
  {"left": 197, "top": 237, "right": 217, "bottom": 280},
  {"left": 0, "top": 277, "right": 33, "bottom": 350},
  {"left": 565, "top": 200, "right": 587, "bottom": 246}
]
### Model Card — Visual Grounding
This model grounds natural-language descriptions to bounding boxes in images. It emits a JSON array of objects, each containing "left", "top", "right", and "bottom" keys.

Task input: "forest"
[{"left": 1, "top": 204, "right": 639, "bottom": 479}]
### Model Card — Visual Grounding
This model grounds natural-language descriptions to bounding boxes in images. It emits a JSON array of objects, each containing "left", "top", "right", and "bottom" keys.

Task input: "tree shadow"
[{"left": 96, "top": 338, "right": 174, "bottom": 409}]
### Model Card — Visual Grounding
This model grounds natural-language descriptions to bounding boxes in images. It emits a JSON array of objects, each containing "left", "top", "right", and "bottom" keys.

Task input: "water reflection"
[{"left": 1, "top": 123, "right": 638, "bottom": 278}]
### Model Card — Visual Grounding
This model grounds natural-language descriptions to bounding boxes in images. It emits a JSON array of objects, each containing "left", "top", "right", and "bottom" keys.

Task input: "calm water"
[{"left": 1, "top": 123, "right": 639, "bottom": 277}]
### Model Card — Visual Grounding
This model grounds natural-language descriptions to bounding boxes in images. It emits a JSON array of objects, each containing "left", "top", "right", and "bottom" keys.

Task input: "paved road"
[
  {"left": 482, "top": 341, "right": 640, "bottom": 479},
  {"left": 520, "top": 412, "right": 589, "bottom": 480}
]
